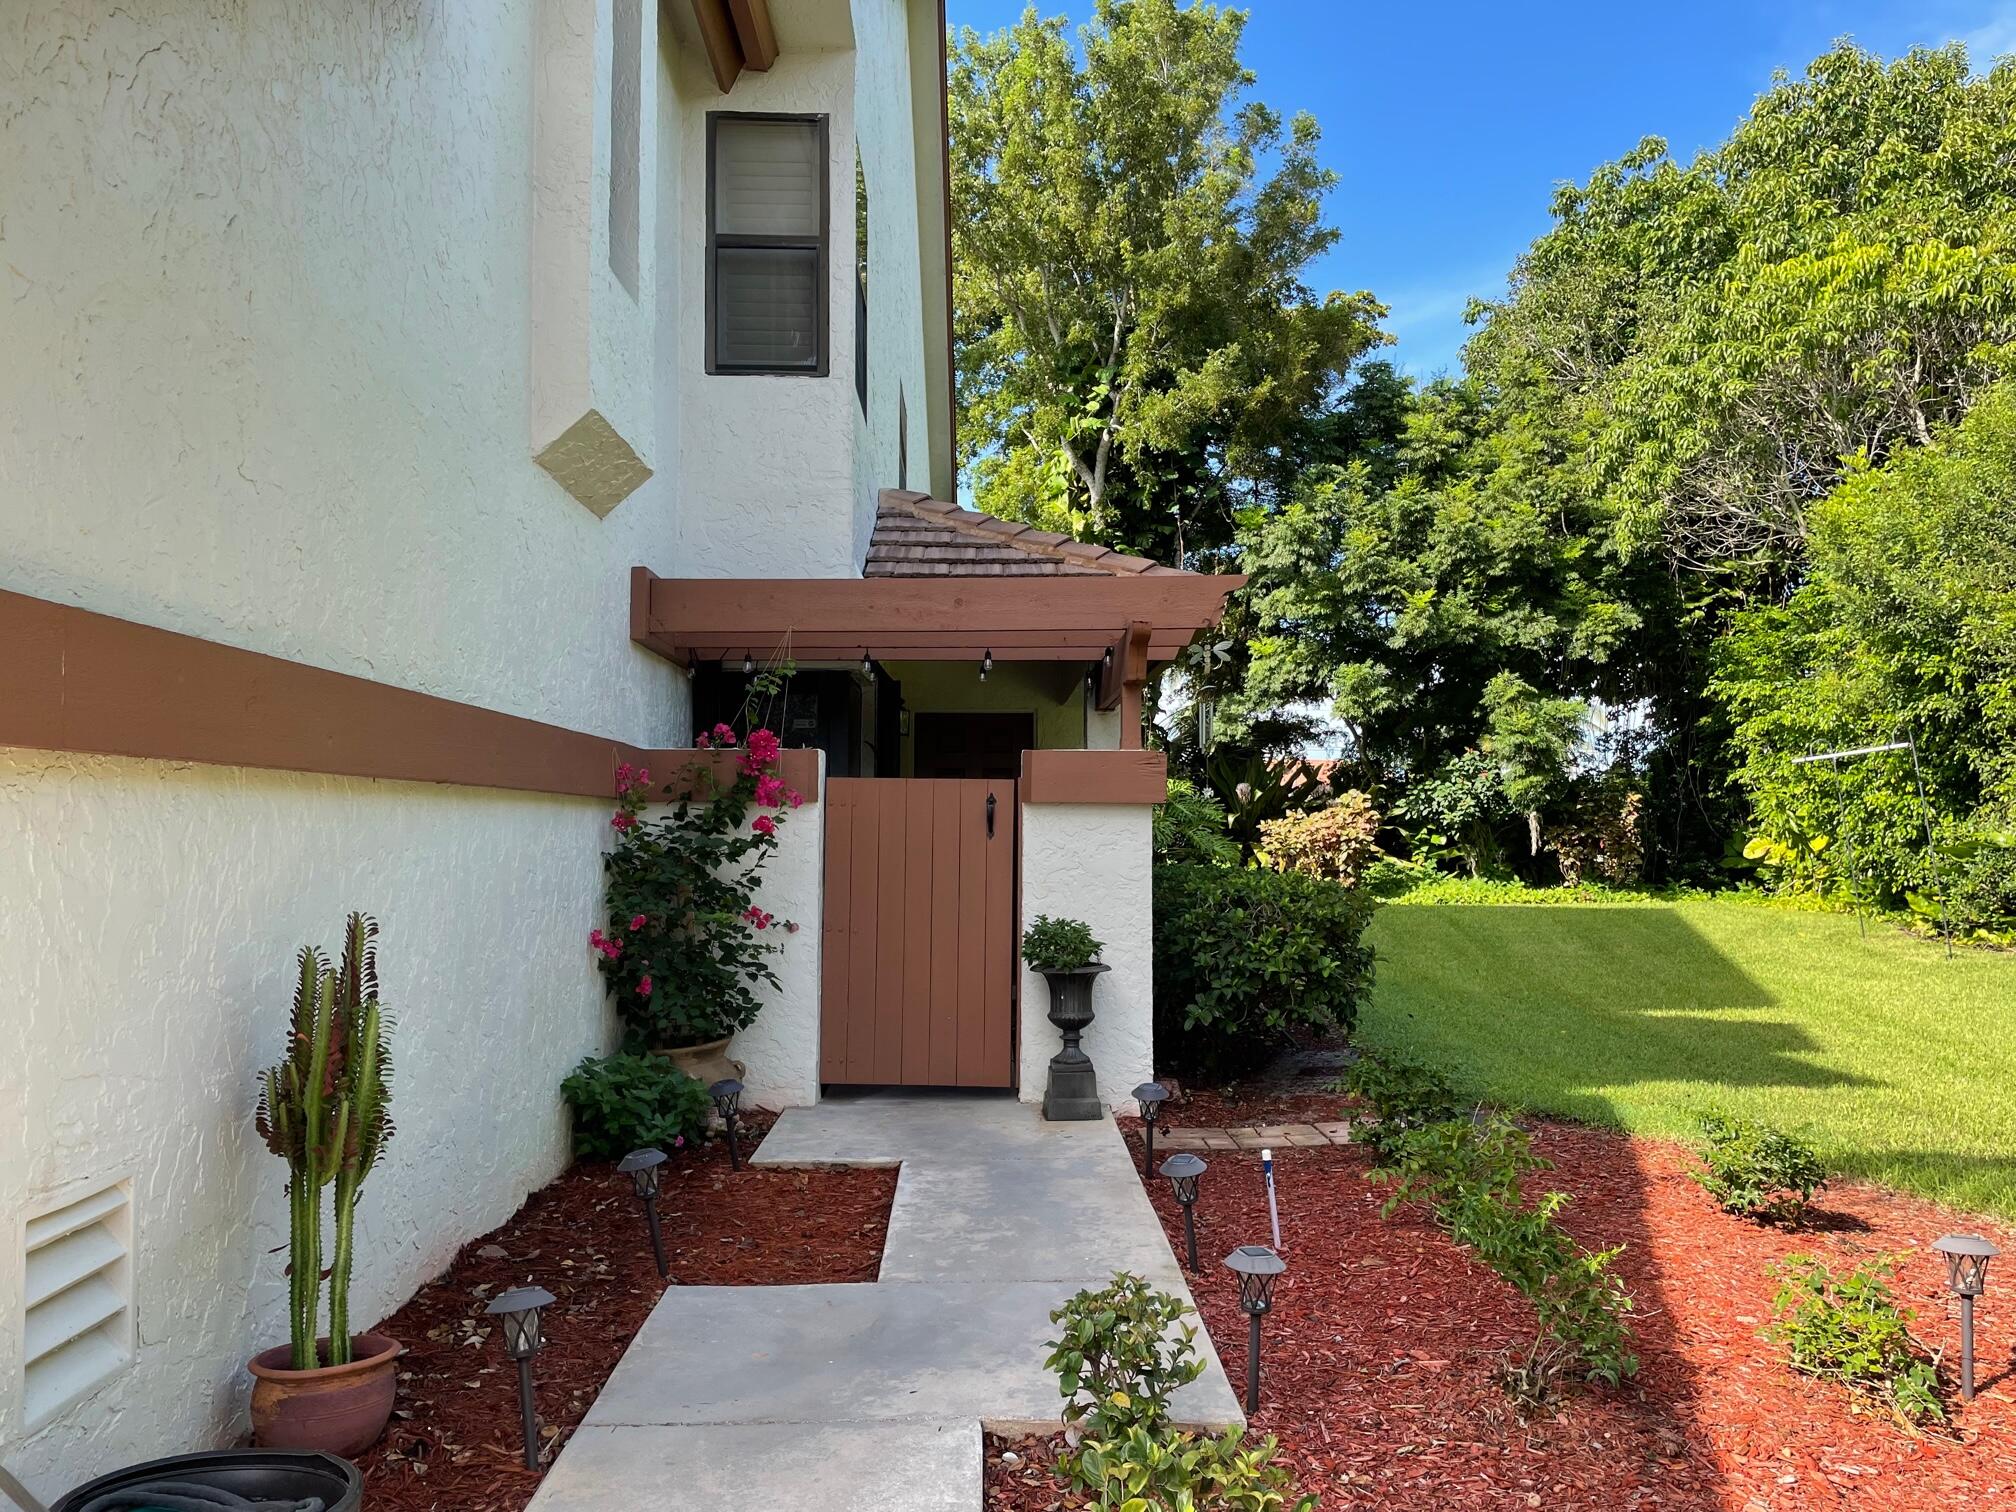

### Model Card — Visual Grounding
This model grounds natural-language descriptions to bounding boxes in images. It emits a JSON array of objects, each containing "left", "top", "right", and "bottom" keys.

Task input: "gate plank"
[
  {"left": 819, "top": 782, "right": 853, "bottom": 1081},
  {"left": 928, "top": 781, "right": 963, "bottom": 1085},
  {"left": 901, "top": 791, "right": 934, "bottom": 1084},
  {"left": 955, "top": 779, "right": 989, "bottom": 1085},
  {"left": 983, "top": 779, "right": 1016, "bottom": 1088},
  {"left": 873, "top": 786, "right": 908, "bottom": 1084},
  {"left": 845, "top": 782, "right": 881, "bottom": 1081}
]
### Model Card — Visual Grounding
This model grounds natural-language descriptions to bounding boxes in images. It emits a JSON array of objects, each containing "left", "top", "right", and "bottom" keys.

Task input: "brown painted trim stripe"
[
  {"left": 1019, "top": 749, "right": 1167, "bottom": 806},
  {"left": 0, "top": 587, "right": 819, "bottom": 804}
]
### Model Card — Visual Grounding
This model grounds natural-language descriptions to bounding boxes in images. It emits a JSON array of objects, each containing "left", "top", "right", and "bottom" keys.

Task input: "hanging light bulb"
[
  {"left": 980, "top": 649, "right": 993, "bottom": 682},
  {"left": 862, "top": 650, "right": 874, "bottom": 678},
  {"left": 742, "top": 653, "right": 755, "bottom": 676}
]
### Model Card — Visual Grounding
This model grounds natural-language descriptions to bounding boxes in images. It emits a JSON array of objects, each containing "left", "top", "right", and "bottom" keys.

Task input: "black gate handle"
[{"left": 986, "top": 791, "right": 997, "bottom": 837}]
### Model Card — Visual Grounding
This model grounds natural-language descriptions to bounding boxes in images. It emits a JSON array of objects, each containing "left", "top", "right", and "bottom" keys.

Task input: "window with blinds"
[{"left": 707, "top": 114, "right": 829, "bottom": 375}]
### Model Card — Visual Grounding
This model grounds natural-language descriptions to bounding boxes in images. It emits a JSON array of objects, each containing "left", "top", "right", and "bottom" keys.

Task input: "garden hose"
[{"left": 74, "top": 1488, "right": 324, "bottom": 1512}]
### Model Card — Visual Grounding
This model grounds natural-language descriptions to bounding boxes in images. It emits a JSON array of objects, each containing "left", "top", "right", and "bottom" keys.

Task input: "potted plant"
[
  {"left": 592, "top": 712, "right": 801, "bottom": 1086},
  {"left": 1024, "top": 915, "right": 1108, "bottom": 1121},
  {"left": 247, "top": 913, "right": 401, "bottom": 1457}
]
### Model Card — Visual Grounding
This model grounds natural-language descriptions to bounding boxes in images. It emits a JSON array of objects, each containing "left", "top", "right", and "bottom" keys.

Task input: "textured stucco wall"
[
  {"left": 1018, "top": 804, "right": 1156, "bottom": 1113},
  {"left": 671, "top": 44, "right": 863, "bottom": 579},
  {"left": 0, "top": 0, "right": 694, "bottom": 1488}
]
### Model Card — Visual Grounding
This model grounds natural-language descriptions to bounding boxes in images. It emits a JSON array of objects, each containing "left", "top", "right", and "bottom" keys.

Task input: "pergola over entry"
[{"left": 630, "top": 490, "right": 1244, "bottom": 745}]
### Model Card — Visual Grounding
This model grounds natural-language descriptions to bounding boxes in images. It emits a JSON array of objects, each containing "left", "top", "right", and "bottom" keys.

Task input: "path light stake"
[
  {"left": 711, "top": 1077, "right": 746, "bottom": 1170},
  {"left": 1160, "top": 1153, "right": 1206, "bottom": 1271},
  {"left": 1261, "top": 1147, "right": 1283, "bottom": 1252},
  {"left": 616, "top": 1147, "right": 669, "bottom": 1278},
  {"left": 1224, "top": 1244, "right": 1286, "bottom": 1415},
  {"left": 1133, "top": 1081, "right": 1168, "bottom": 1173},
  {"left": 1933, "top": 1234, "right": 1999, "bottom": 1402},
  {"left": 487, "top": 1285, "right": 556, "bottom": 1470}
]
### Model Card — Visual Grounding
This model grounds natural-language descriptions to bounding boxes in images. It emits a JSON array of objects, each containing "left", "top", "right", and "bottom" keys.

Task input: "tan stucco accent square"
[{"left": 535, "top": 409, "right": 654, "bottom": 518}]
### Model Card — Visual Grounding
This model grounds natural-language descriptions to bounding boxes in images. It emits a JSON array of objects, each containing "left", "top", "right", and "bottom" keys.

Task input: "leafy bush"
[
  {"left": 1023, "top": 914, "right": 1104, "bottom": 972},
  {"left": 1371, "top": 1113, "right": 1638, "bottom": 1404},
  {"left": 1550, "top": 776, "right": 1648, "bottom": 886},
  {"left": 561, "top": 1053, "right": 712, "bottom": 1161},
  {"left": 1153, "top": 864, "right": 1377, "bottom": 1078},
  {"left": 1769, "top": 1254, "right": 1943, "bottom": 1423},
  {"left": 1340, "top": 1054, "right": 1466, "bottom": 1156},
  {"left": 1044, "top": 1272, "right": 1203, "bottom": 1442},
  {"left": 1691, "top": 1111, "right": 1827, "bottom": 1221},
  {"left": 1066, "top": 1425, "right": 1316, "bottom": 1512},
  {"left": 1154, "top": 779, "right": 1242, "bottom": 868},
  {"left": 1204, "top": 749, "right": 1326, "bottom": 860},
  {"left": 1258, "top": 790, "right": 1383, "bottom": 884}
]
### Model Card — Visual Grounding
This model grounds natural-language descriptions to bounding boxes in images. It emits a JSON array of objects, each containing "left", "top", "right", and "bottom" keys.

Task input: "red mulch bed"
[
  {"left": 988, "top": 1105, "right": 2016, "bottom": 1510},
  {"left": 354, "top": 1117, "right": 896, "bottom": 1510}
]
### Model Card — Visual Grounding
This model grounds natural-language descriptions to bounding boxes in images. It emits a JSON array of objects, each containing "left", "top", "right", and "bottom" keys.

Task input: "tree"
[{"left": 949, "top": 0, "right": 1383, "bottom": 563}]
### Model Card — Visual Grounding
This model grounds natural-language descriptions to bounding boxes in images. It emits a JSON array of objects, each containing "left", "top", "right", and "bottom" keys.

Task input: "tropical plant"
[
  {"left": 1258, "top": 790, "right": 1382, "bottom": 884},
  {"left": 1690, "top": 1111, "right": 1827, "bottom": 1222},
  {"left": 1153, "top": 864, "right": 1376, "bottom": 1077},
  {"left": 1769, "top": 1254, "right": 1943, "bottom": 1423},
  {"left": 561, "top": 1053, "right": 713, "bottom": 1162},
  {"left": 1023, "top": 914, "right": 1104, "bottom": 973},
  {"left": 1153, "top": 779, "right": 1241, "bottom": 868},
  {"left": 1203, "top": 749, "right": 1325, "bottom": 861},
  {"left": 1044, "top": 1272, "right": 1205, "bottom": 1443},
  {"left": 594, "top": 717, "right": 799, "bottom": 1048},
  {"left": 1066, "top": 1424, "right": 1316, "bottom": 1512},
  {"left": 256, "top": 913, "right": 395, "bottom": 1370},
  {"left": 1339, "top": 1054, "right": 1466, "bottom": 1157}
]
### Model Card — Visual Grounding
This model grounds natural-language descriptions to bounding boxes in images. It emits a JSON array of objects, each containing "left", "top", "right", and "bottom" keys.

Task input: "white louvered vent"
[{"left": 24, "top": 1182, "right": 133, "bottom": 1426}]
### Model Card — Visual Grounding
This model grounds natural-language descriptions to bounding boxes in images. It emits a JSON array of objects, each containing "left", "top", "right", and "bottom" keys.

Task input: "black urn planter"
[
  {"left": 53, "top": 1449, "right": 363, "bottom": 1512},
  {"left": 1039, "top": 962, "right": 1110, "bottom": 1121}
]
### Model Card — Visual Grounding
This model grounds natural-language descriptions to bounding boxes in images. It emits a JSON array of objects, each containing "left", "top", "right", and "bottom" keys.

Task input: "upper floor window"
[{"left": 707, "top": 113, "right": 829, "bottom": 376}]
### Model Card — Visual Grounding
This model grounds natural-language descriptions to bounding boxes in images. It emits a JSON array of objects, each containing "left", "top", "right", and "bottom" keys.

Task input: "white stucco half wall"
[{"left": 1018, "top": 803, "right": 1155, "bottom": 1114}]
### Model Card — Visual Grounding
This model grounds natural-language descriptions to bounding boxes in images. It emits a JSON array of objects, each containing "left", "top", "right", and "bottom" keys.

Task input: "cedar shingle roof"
[{"left": 865, "top": 489, "right": 1190, "bottom": 578}]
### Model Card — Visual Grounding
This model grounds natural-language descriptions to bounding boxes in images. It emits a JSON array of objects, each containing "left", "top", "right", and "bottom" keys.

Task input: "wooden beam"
[
  {"left": 1096, "top": 620, "right": 1152, "bottom": 712},
  {"left": 1020, "top": 749, "right": 1167, "bottom": 806},
  {"left": 727, "top": 0, "right": 777, "bottom": 69},
  {"left": 689, "top": 0, "right": 743, "bottom": 93}
]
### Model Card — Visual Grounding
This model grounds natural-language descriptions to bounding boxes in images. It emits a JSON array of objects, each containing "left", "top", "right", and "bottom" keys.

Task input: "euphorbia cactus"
[{"left": 255, "top": 913, "right": 395, "bottom": 1369}]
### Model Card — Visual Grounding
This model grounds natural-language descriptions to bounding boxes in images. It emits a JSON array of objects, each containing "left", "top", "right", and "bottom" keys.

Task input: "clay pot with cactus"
[{"left": 247, "top": 913, "right": 402, "bottom": 1457}]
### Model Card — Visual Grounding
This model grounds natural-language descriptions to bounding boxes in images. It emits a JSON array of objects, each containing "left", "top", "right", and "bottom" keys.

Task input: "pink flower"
[
  {"left": 629, "top": 913, "right": 647, "bottom": 931},
  {"left": 695, "top": 732, "right": 711, "bottom": 750},
  {"left": 636, "top": 766, "right": 650, "bottom": 787},
  {"left": 752, "top": 814, "right": 776, "bottom": 836},
  {"left": 637, "top": 975, "right": 653, "bottom": 996},
  {"left": 611, "top": 810, "right": 636, "bottom": 832},
  {"left": 673, "top": 1135, "right": 685, "bottom": 1148},
  {"left": 742, "top": 905, "right": 773, "bottom": 930},
  {"left": 746, "top": 727, "right": 781, "bottom": 766},
  {"left": 755, "top": 774, "right": 786, "bottom": 808},
  {"left": 712, "top": 723, "right": 738, "bottom": 748},
  {"left": 785, "top": 920, "right": 800, "bottom": 933},
  {"left": 784, "top": 787, "right": 803, "bottom": 809},
  {"left": 616, "top": 762, "right": 635, "bottom": 787},
  {"left": 589, "top": 929, "right": 621, "bottom": 961}
]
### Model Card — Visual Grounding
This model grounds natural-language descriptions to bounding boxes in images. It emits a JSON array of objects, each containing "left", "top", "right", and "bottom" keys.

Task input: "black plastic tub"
[{"left": 53, "top": 1449, "right": 362, "bottom": 1511}]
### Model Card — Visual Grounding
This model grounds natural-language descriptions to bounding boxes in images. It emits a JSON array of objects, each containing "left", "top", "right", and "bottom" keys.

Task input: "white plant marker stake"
[{"left": 1262, "top": 1147, "right": 1282, "bottom": 1251}]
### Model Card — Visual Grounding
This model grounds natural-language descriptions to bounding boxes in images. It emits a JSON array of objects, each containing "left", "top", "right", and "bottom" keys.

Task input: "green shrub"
[
  {"left": 1154, "top": 779, "right": 1242, "bottom": 868},
  {"left": 1153, "top": 863, "right": 1376, "bottom": 1078},
  {"left": 1691, "top": 1111, "right": 1827, "bottom": 1221},
  {"left": 1371, "top": 1113, "right": 1637, "bottom": 1404},
  {"left": 560, "top": 1053, "right": 712, "bottom": 1161},
  {"left": 1043, "top": 1272, "right": 1203, "bottom": 1443},
  {"left": 1258, "top": 790, "right": 1383, "bottom": 884},
  {"left": 1023, "top": 914, "right": 1104, "bottom": 972},
  {"left": 1340, "top": 1055, "right": 1466, "bottom": 1156},
  {"left": 1769, "top": 1254, "right": 1943, "bottom": 1423},
  {"left": 1066, "top": 1425, "right": 1316, "bottom": 1512}
]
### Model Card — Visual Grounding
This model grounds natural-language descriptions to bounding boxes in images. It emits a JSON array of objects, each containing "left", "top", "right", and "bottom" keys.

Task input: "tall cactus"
[{"left": 255, "top": 914, "right": 395, "bottom": 1370}]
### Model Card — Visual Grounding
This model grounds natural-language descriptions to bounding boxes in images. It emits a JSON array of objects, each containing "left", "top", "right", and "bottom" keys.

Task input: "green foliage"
[
  {"left": 1769, "top": 1255, "right": 1943, "bottom": 1423},
  {"left": 1152, "top": 864, "right": 1376, "bottom": 1078},
  {"left": 1690, "top": 1111, "right": 1827, "bottom": 1222},
  {"left": 1258, "top": 791, "right": 1383, "bottom": 885},
  {"left": 560, "top": 1053, "right": 712, "bottom": 1163},
  {"left": 1153, "top": 779, "right": 1241, "bottom": 868},
  {"left": 1339, "top": 1054, "right": 1465, "bottom": 1157},
  {"left": 1713, "top": 383, "right": 2016, "bottom": 936},
  {"left": 1370, "top": 1113, "right": 1638, "bottom": 1404},
  {"left": 1203, "top": 749, "right": 1325, "bottom": 861},
  {"left": 949, "top": 0, "right": 1382, "bottom": 562},
  {"left": 1023, "top": 914, "right": 1105, "bottom": 973},
  {"left": 1044, "top": 1273, "right": 1205, "bottom": 1442},
  {"left": 255, "top": 913, "right": 396, "bottom": 1369},
  {"left": 1393, "top": 750, "right": 1513, "bottom": 878},
  {"left": 1065, "top": 1424, "right": 1316, "bottom": 1512}
]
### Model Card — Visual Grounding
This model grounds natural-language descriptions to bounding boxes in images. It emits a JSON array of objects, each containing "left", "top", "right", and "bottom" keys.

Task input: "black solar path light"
[
  {"left": 617, "top": 1147, "right": 670, "bottom": 1278},
  {"left": 1133, "top": 1081, "right": 1169, "bottom": 1172},
  {"left": 1160, "top": 1153, "right": 1206, "bottom": 1271},
  {"left": 1224, "top": 1244, "right": 1286, "bottom": 1415},
  {"left": 710, "top": 1077, "right": 746, "bottom": 1170},
  {"left": 487, "top": 1285, "right": 556, "bottom": 1470},
  {"left": 1933, "top": 1233, "right": 1999, "bottom": 1402}
]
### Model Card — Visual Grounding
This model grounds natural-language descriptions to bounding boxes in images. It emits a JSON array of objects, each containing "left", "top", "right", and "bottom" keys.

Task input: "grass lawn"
[{"left": 1361, "top": 893, "right": 2016, "bottom": 1220}]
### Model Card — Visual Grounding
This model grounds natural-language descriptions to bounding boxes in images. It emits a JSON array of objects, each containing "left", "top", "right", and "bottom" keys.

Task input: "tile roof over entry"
[{"left": 865, "top": 489, "right": 1188, "bottom": 578}]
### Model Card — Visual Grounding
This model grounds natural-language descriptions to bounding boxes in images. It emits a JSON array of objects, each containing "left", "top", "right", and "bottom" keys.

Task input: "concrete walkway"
[{"left": 529, "top": 1094, "right": 1242, "bottom": 1510}]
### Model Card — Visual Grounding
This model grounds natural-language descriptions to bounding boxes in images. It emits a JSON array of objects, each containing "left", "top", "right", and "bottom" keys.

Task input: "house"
[{"left": 0, "top": 0, "right": 1238, "bottom": 1486}]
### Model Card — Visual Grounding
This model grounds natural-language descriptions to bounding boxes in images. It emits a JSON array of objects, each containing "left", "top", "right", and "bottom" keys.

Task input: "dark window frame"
[{"left": 705, "top": 111, "right": 831, "bottom": 377}]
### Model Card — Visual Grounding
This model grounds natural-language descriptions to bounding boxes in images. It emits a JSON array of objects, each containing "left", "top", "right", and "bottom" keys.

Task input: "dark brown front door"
[
  {"left": 819, "top": 778, "right": 1017, "bottom": 1087},
  {"left": 913, "top": 712, "right": 1034, "bottom": 779}
]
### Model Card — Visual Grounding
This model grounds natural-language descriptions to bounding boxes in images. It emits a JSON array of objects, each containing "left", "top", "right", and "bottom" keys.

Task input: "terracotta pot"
[
  {"left": 654, "top": 1035, "right": 747, "bottom": 1088},
  {"left": 247, "top": 1332, "right": 401, "bottom": 1458}
]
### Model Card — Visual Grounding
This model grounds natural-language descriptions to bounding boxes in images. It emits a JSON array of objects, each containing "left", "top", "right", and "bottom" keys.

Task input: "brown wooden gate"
[{"left": 819, "top": 778, "right": 1017, "bottom": 1087}]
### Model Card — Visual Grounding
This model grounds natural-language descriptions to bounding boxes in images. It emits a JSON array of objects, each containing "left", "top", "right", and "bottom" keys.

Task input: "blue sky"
[{"left": 946, "top": 0, "right": 2016, "bottom": 378}]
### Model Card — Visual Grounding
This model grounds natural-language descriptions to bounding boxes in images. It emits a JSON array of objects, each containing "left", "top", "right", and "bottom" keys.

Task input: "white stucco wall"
[
  {"left": 1018, "top": 804, "right": 1156, "bottom": 1114},
  {"left": 720, "top": 755, "right": 827, "bottom": 1111}
]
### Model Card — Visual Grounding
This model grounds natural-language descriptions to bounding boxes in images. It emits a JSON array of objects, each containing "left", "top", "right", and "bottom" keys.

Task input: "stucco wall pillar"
[{"left": 724, "top": 750, "right": 826, "bottom": 1110}]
